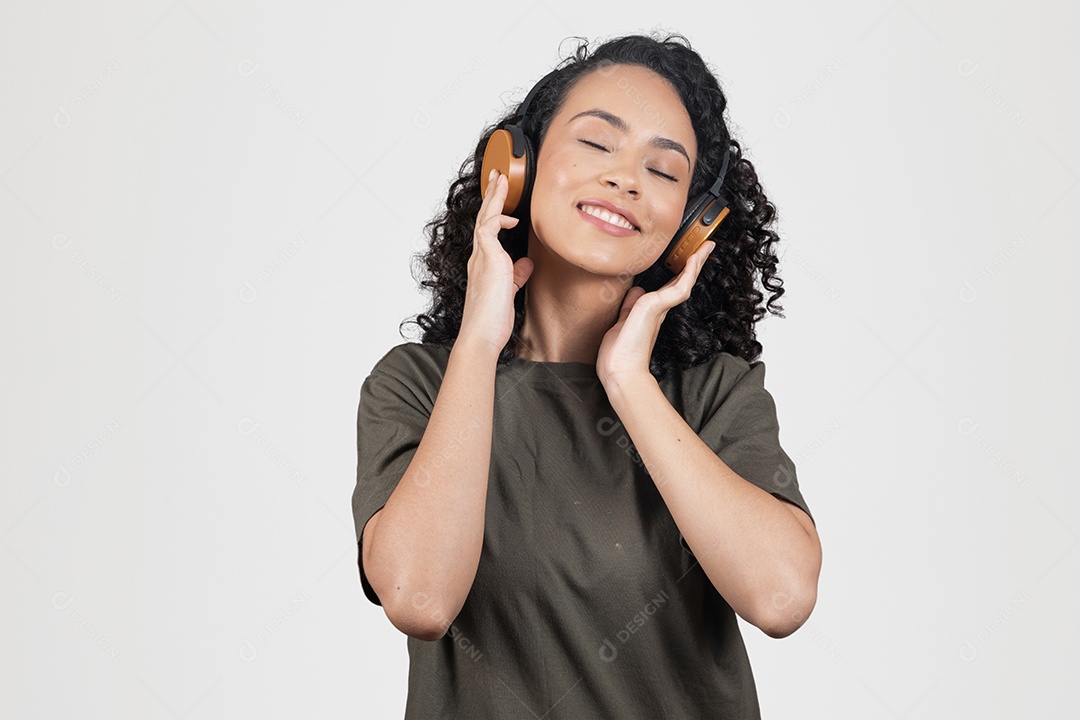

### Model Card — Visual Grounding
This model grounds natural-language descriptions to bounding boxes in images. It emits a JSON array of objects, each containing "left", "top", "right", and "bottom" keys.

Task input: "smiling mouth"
[{"left": 576, "top": 203, "right": 639, "bottom": 231}]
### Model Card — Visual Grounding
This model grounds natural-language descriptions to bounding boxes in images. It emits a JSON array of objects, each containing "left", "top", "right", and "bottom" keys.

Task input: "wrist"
[
  {"left": 602, "top": 369, "right": 659, "bottom": 406},
  {"left": 452, "top": 333, "right": 504, "bottom": 366}
]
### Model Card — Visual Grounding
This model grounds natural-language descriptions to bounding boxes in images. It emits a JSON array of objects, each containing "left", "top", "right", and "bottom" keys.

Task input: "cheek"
[
  {"left": 665, "top": 202, "right": 686, "bottom": 235},
  {"left": 645, "top": 195, "right": 688, "bottom": 240},
  {"left": 530, "top": 155, "right": 577, "bottom": 220},
  {"left": 536, "top": 145, "right": 582, "bottom": 190}
]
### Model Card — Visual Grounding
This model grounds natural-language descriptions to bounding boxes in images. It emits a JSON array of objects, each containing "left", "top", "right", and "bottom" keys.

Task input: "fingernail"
[{"left": 489, "top": 169, "right": 495, "bottom": 182}]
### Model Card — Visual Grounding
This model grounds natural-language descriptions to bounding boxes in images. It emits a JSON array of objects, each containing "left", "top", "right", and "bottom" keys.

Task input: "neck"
[{"left": 514, "top": 235, "right": 629, "bottom": 364}]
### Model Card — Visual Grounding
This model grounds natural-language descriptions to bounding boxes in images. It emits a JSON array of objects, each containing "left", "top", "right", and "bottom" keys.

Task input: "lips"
[
  {"left": 576, "top": 205, "right": 638, "bottom": 237},
  {"left": 576, "top": 198, "right": 639, "bottom": 230}
]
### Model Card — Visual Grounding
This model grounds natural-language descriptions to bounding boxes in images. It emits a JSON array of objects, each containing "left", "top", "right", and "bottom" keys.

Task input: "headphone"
[{"left": 480, "top": 66, "right": 733, "bottom": 292}]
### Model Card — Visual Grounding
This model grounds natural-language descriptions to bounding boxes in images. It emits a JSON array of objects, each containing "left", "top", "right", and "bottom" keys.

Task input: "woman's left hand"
[{"left": 596, "top": 240, "right": 717, "bottom": 390}]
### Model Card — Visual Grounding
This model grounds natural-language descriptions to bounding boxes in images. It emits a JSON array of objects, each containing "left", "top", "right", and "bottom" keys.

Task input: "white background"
[{"left": 3, "top": 1, "right": 1078, "bottom": 718}]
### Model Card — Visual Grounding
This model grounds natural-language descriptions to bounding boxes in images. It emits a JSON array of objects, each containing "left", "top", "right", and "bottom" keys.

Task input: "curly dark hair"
[{"left": 400, "top": 31, "right": 787, "bottom": 379}]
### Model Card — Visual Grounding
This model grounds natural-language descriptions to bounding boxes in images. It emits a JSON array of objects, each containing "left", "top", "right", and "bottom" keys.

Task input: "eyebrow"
[{"left": 566, "top": 108, "right": 692, "bottom": 171}]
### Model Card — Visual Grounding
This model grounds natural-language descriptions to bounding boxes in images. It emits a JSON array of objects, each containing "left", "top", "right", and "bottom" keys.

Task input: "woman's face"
[{"left": 528, "top": 63, "right": 697, "bottom": 279}]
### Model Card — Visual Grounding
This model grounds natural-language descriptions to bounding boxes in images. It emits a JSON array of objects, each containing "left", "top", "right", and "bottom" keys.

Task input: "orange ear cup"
[
  {"left": 662, "top": 199, "right": 731, "bottom": 275},
  {"left": 480, "top": 128, "right": 528, "bottom": 214}
]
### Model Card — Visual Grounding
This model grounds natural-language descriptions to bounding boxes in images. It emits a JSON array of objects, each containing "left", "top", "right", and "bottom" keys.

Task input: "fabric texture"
[{"left": 351, "top": 341, "right": 813, "bottom": 719}]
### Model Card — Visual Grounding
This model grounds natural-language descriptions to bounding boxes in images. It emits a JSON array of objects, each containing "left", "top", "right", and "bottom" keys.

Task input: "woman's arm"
[
  {"left": 363, "top": 337, "right": 498, "bottom": 641},
  {"left": 604, "top": 372, "right": 822, "bottom": 638}
]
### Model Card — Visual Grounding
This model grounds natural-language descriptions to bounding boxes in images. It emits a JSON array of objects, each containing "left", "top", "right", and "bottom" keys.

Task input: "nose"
[{"left": 600, "top": 156, "right": 640, "bottom": 197}]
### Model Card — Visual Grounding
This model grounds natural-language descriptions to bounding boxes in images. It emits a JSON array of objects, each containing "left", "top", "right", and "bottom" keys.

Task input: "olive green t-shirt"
[{"left": 351, "top": 341, "right": 814, "bottom": 719}]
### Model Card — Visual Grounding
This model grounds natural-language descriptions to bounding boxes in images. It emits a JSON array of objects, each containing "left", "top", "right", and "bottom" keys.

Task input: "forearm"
[
  {"left": 367, "top": 337, "right": 497, "bottom": 635},
  {"left": 604, "top": 372, "right": 818, "bottom": 636}
]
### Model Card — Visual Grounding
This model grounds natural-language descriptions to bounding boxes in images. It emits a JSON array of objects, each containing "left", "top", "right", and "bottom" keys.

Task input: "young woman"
[{"left": 352, "top": 31, "right": 822, "bottom": 719}]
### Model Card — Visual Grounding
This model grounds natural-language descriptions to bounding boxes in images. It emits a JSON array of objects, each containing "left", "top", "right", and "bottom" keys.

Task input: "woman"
[{"left": 352, "top": 31, "right": 822, "bottom": 718}]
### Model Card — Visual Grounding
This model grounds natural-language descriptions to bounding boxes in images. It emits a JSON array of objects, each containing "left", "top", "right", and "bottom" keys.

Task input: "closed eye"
[
  {"left": 577, "top": 139, "right": 679, "bottom": 183},
  {"left": 579, "top": 139, "right": 609, "bottom": 152}
]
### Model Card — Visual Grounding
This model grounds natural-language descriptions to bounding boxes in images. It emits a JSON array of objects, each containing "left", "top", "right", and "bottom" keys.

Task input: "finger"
[
  {"left": 477, "top": 167, "right": 503, "bottom": 218},
  {"left": 654, "top": 241, "right": 713, "bottom": 300},
  {"left": 684, "top": 241, "right": 715, "bottom": 279},
  {"left": 513, "top": 256, "right": 534, "bottom": 291},
  {"left": 679, "top": 241, "right": 714, "bottom": 291},
  {"left": 487, "top": 170, "right": 511, "bottom": 219},
  {"left": 477, "top": 174, "right": 518, "bottom": 247},
  {"left": 477, "top": 167, "right": 505, "bottom": 212},
  {"left": 619, "top": 285, "right": 646, "bottom": 319},
  {"left": 477, "top": 210, "right": 519, "bottom": 245},
  {"left": 478, "top": 168, "right": 498, "bottom": 219}
]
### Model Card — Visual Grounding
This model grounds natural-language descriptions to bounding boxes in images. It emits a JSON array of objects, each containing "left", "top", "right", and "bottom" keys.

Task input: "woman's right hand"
[{"left": 458, "top": 168, "right": 534, "bottom": 356}]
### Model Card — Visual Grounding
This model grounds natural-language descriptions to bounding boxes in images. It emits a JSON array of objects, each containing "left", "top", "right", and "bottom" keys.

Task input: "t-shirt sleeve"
[
  {"left": 680, "top": 358, "right": 814, "bottom": 557},
  {"left": 351, "top": 366, "right": 433, "bottom": 607}
]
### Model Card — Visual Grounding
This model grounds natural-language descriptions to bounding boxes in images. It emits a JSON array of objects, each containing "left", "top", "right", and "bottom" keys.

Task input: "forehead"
[{"left": 555, "top": 64, "right": 695, "bottom": 148}]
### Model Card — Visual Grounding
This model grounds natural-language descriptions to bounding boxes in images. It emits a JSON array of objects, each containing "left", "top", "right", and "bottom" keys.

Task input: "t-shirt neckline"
[{"left": 504, "top": 354, "right": 600, "bottom": 381}]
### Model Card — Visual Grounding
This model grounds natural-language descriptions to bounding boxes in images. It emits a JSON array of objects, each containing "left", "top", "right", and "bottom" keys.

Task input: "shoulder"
[
  {"left": 666, "top": 350, "right": 764, "bottom": 399},
  {"left": 367, "top": 341, "right": 453, "bottom": 390},
  {"left": 660, "top": 351, "right": 769, "bottom": 429}
]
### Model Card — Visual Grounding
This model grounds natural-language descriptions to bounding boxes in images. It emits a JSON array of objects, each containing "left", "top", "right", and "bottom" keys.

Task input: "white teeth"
[{"left": 580, "top": 204, "right": 635, "bottom": 230}]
